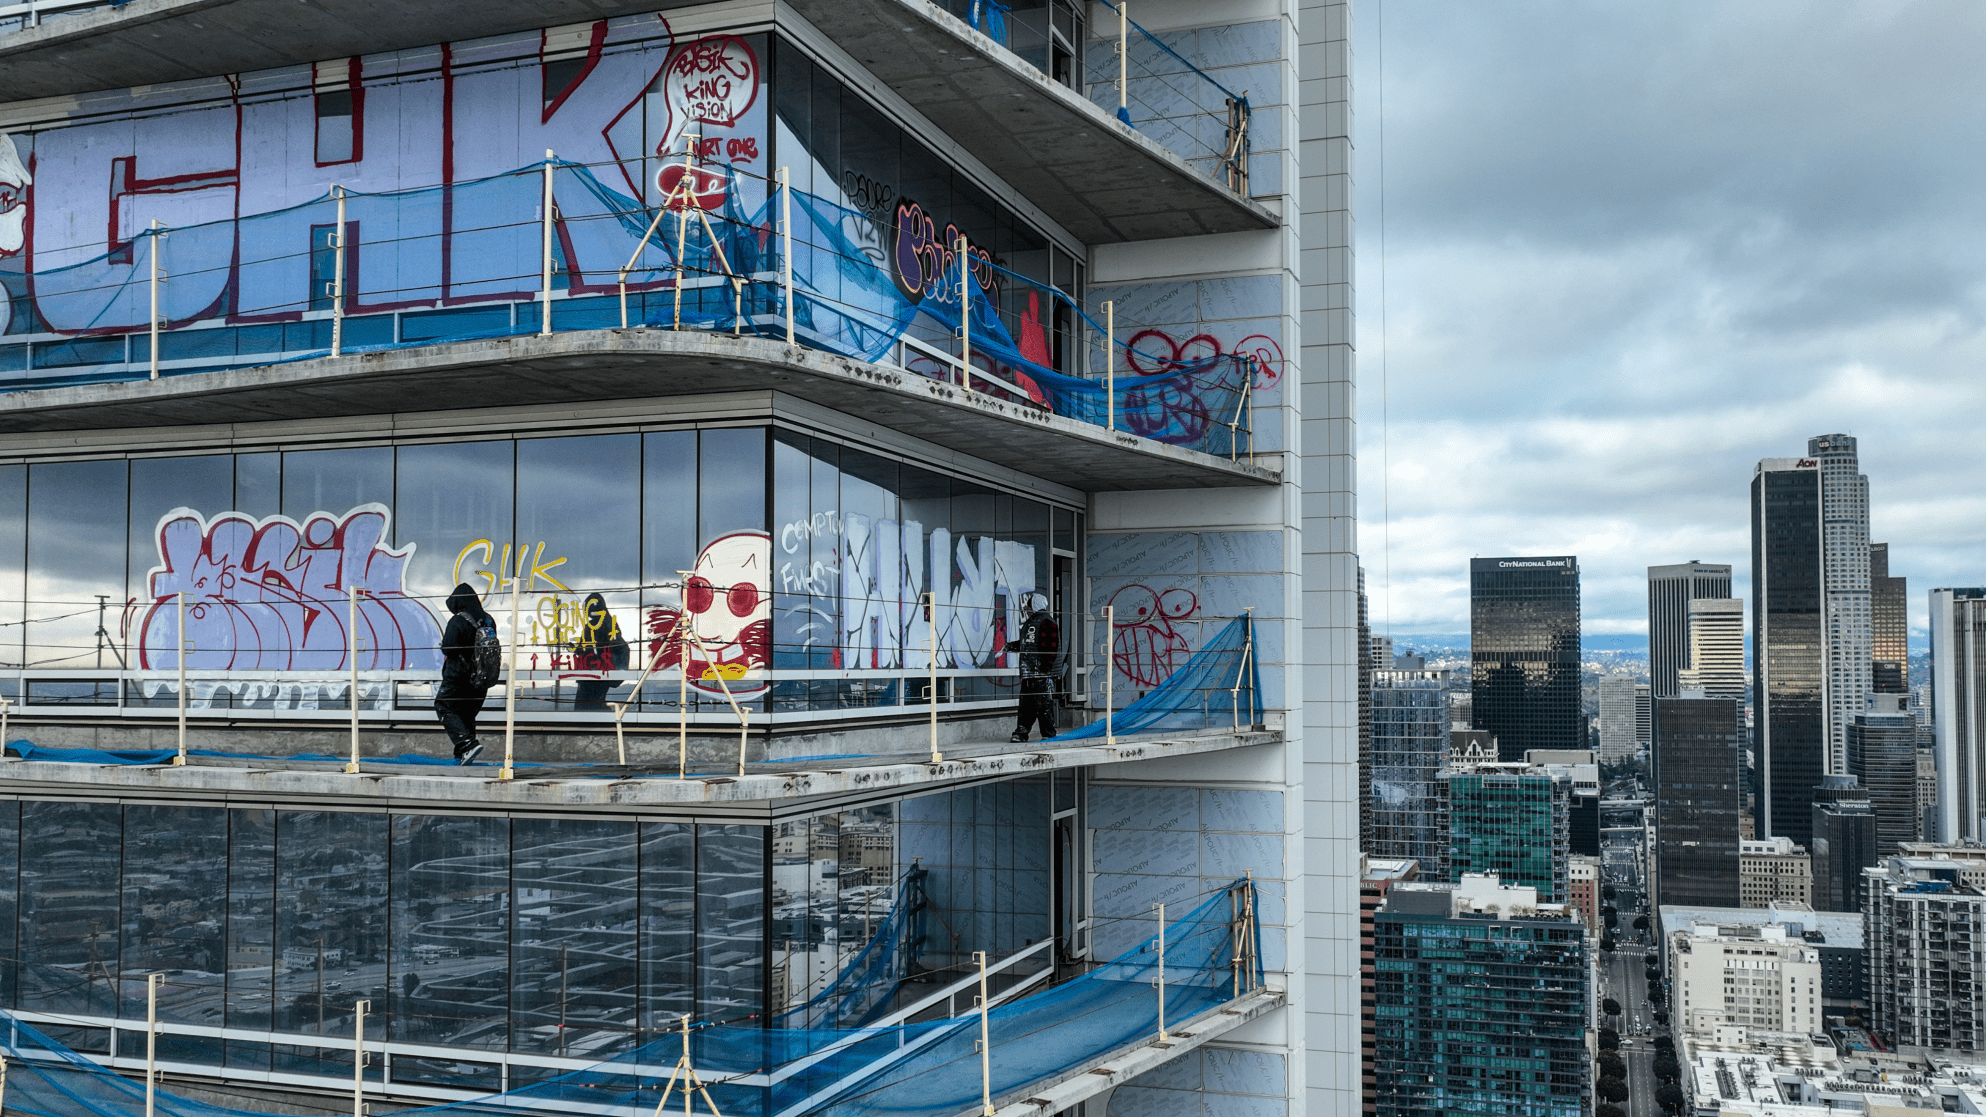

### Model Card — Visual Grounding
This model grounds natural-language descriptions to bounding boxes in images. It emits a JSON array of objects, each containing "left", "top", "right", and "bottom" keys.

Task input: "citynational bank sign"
[{"left": 1472, "top": 556, "right": 1579, "bottom": 573}]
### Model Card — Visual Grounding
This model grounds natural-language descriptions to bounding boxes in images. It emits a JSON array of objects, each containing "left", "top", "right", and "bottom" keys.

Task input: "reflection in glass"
[
  {"left": 509, "top": 819, "right": 638, "bottom": 1058},
  {"left": 27, "top": 460, "right": 128, "bottom": 665},
  {"left": 699, "top": 427, "right": 766, "bottom": 546},
  {"left": 273, "top": 812, "right": 389, "bottom": 1039},
  {"left": 637, "top": 823, "right": 694, "bottom": 1033},
  {"left": 281, "top": 447, "right": 393, "bottom": 519},
  {"left": 120, "top": 805, "right": 228, "bottom": 1033},
  {"left": 0, "top": 466, "right": 25, "bottom": 668},
  {"left": 697, "top": 824, "right": 765, "bottom": 1024},
  {"left": 642, "top": 431, "right": 697, "bottom": 591},
  {"left": 395, "top": 441, "right": 514, "bottom": 605},
  {"left": 0, "top": 801, "right": 17, "bottom": 1005},
  {"left": 234, "top": 452, "right": 281, "bottom": 519},
  {"left": 226, "top": 809, "right": 275, "bottom": 1070},
  {"left": 517, "top": 436, "right": 639, "bottom": 712},
  {"left": 390, "top": 814, "right": 509, "bottom": 1049},
  {"left": 19, "top": 801, "right": 122, "bottom": 1014},
  {"left": 127, "top": 457, "right": 233, "bottom": 624}
]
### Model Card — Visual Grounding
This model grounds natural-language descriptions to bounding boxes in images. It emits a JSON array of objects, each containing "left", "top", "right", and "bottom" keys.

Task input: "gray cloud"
[{"left": 1354, "top": 0, "right": 1986, "bottom": 637}]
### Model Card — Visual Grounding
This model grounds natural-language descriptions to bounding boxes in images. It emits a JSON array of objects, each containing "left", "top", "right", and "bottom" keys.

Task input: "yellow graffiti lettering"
[
  {"left": 454, "top": 539, "right": 495, "bottom": 594},
  {"left": 454, "top": 539, "right": 572, "bottom": 597}
]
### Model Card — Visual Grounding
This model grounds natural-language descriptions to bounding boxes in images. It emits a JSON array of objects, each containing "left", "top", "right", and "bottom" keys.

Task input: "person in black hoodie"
[
  {"left": 570, "top": 592, "right": 630, "bottom": 711},
  {"left": 436, "top": 583, "right": 491, "bottom": 765},
  {"left": 1003, "top": 591, "right": 1061, "bottom": 742}
]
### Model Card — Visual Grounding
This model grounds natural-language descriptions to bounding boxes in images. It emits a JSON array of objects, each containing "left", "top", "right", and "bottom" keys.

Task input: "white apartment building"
[
  {"left": 1669, "top": 921, "right": 1822, "bottom": 1038},
  {"left": 1740, "top": 836, "right": 1814, "bottom": 908}
]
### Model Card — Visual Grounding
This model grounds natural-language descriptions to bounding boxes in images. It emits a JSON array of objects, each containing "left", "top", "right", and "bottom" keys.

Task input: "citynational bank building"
[{"left": 0, "top": 2, "right": 1365, "bottom": 1116}]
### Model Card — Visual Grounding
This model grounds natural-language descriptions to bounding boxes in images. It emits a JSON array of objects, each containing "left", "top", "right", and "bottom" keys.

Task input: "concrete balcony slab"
[
  {"left": 0, "top": 328, "right": 1279, "bottom": 491},
  {"left": 0, "top": 0, "right": 1271, "bottom": 245},
  {"left": 0, "top": 726, "right": 1283, "bottom": 815}
]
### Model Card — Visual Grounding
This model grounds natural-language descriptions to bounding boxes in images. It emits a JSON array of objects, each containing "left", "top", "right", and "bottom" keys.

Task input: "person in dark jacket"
[
  {"left": 436, "top": 583, "right": 491, "bottom": 765},
  {"left": 571, "top": 592, "right": 630, "bottom": 711},
  {"left": 1003, "top": 591, "right": 1060, "bottom": 742}
]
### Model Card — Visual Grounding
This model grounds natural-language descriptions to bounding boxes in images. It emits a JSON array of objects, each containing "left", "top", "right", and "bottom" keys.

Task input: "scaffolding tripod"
[{"left": 650, "top": 1015, "right": 724, "bottom": 1117}]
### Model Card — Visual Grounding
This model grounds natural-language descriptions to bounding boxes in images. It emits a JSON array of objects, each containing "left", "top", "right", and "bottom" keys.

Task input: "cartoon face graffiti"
[
  {"left": 0, "top": 133, "right": 27, "bottom": 259},
  {"left": 1107, "top": 583, "right": 1198, "bottom": 688},
  {"left": 646, "top": 530, "right": 772, "bottom": 695}
]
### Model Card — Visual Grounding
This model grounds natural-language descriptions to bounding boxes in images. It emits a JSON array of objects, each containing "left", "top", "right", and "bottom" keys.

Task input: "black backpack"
[{"left": 472, "top": 615, "right": 502, "bottom": 688}]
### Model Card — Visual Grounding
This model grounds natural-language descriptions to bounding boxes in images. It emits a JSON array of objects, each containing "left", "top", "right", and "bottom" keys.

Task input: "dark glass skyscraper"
[
  {"left": 1470, "top": 556, "right": 1582, "bottom": 761},
  {"left": 1753, "top": 458, "right": 1825, "bottom": 846},
  {"left": 1849, "top": 694, "right": 1921, "bottom": 856},
  {"left": 1871, "top": 543, "right": 1909, "bottom": 694},
  {"left": 1810, "top": 774, "right": 1877, "bottom": 913},
  {"left": 1647, "top": 561, "right": 1733, "bottom": 699},
  {"left": 1653, "top": 695, "right": 1743, "bottom": 909}
]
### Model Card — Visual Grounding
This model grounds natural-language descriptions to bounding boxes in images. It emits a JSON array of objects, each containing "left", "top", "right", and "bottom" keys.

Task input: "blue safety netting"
[
  {"left": 1052, "top": 614, "right": 1261, "bottom": 741},
  {"left": 0, "top": 881, "right": 1256, "bottom": 1117},
  {"left": 2, "top": 160, "right": 1260, "bottom": 459}
]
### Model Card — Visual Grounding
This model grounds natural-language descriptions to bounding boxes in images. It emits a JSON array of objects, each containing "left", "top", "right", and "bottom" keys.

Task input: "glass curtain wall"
[
  {"left": 0, "top": 804, "right": 777, "bottom": 1078},
  {"left": 0, "top": 424, "right": 1074, "bottom": 727}
]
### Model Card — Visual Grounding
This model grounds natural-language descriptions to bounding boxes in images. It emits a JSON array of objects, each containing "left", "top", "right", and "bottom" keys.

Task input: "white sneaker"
[{"left": 458, "top": 743, "right": 485, "bottom": 766}]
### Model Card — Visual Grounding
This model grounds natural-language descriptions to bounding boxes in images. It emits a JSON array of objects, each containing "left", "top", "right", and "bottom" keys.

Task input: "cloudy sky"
[{"left": 1350, "top": 1, "right": 1986, "bottom": 642}]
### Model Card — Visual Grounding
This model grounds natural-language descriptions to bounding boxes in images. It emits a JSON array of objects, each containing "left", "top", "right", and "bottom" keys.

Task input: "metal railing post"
[
  {"left": 1104, "top": 604, "right": 1115, "bottom": 745},
  {"left": 148, "top": 220, "right": 166, "bottom": 379},
  {"left": 501, "top": 548, "right": 526, "bottom": 780},
  {"left": 974, "top": 950, "right": 993, "bottom": 1116},
  {"left": 1116, "top": 1, "right": 1130, "bottom": 124},
  {"left": 1153, "top": 901, "right": 1168, "bottom": 1042},
  {"left": 925, "top": 592, "right": 941, "bottom": 764},
  {"left": 671, "top": 136, "right": 697, "bottom": 331},
  {"left": 677, "top": 572, "right": 693, "bottom": 777},
  {"left": 957, "top": 235, "right": 972, "bottom": 392},
  {"left": 330, "top": 185, "right": 347, "bottom": 356},
  {"left": 175, "top": 591, "right": 189, "bottom": 765},
  {"left": 1, "top": 694, "right": 12, "bottom": 751},
  {"left": 353, "top": 998, "right": 370, "bottom": 1117},
  {"left": 346, "top": 585, "right": 362, "bottom": 773},
  {"left": 145, "top": 972, "right": 161, "bottom": 1117},
  {"left": 1103, "top": 300, "right": 1115, "bottom": 431},
  {"left": 540, "top": 150, "right": 555, "bottom": 336},
  {"left": 781, "top": 166, "right": 796, "bottom": 345}
]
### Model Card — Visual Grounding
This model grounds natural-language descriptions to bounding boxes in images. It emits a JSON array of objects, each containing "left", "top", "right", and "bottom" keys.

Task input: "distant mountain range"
[{"left": 1380, "top": 633, "right": 1648, "bottom": 655}]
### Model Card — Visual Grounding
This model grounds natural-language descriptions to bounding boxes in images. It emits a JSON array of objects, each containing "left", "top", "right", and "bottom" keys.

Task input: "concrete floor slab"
[{"left": 0, "top": 328, "right": 1279, "bottom": 491}]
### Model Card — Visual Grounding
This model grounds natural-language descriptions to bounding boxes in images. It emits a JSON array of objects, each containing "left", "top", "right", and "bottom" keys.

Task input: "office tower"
[
  {"left": 0, "top": 0, "right": 1344, "bottom": 1110},
  {"left": 1636, "top": 683, "right": 1653, "bottom": 749},
  {"left": 1668, "top": 919, "right": 1822, "bottom": 1037},
  {"left": 1849, "top": 693, "right": 1921, "bottom": 856},
  {"left": 1372, "top": 876, "right": 1590, "bottom": 1117},
  {"left": 1470, "top": 556, "right": 1583, "bottom": 761},
  {"left": 1753, "top": 457, "right": 1826, "bottom": 846},
  {"left": 1871, "top": 543, "right": 1909, "bottom": 693},
  {"left": 1864, "top": 851, "right": 1986, "bottom": 1053},
  {"left": 1677, "top": 597, "right": 1746, "bottom": 702},
  {"left": 1568, "top": 855, "right": 1601, "bottom": 931},
  {"left": 1598, "top": 675, "right": 1639, "bottom": 763},
  {"left": 1654, "top": 695, "right": 1745, "bottom": 909},
  {"left": 1360, "top": 857, "right": 1420, "bottom": 1117},
  {"left": 1648, "top": 561, "right": 1734, "bottom": 698},
  {"left": 1525, "top": 748, "right": 1601, "bottom": 857},
  {"left": 1810, "top": 433, "right": 1873, "bottom": 774},
  {"left": 1439, "top": 757, "right": 1572, "bottom": 902},
  {"left": 1738, "top": 836, "right": 1813, "bottom": 908},
  {"left": 1368, "top": 633, "right": 1393, "bottom": 674},
  {"left": 1811, "top": 775, "right": 1878, "bottom": 913},
  {"left": 1449, "top": 690, "right": 1473, "bottom": 732},
  {"left": 1370, "top": 670, "right": 1453, "bottom": 877},
  {"left": 1359, "top": 570, "right": 1374, "bottom": 852},
  {"left": 1919, "top": 747, "right": 1940, "bottom": 842},
  {"left": 1931, "top": 587, "right": 1986, "bottom": 842}
]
